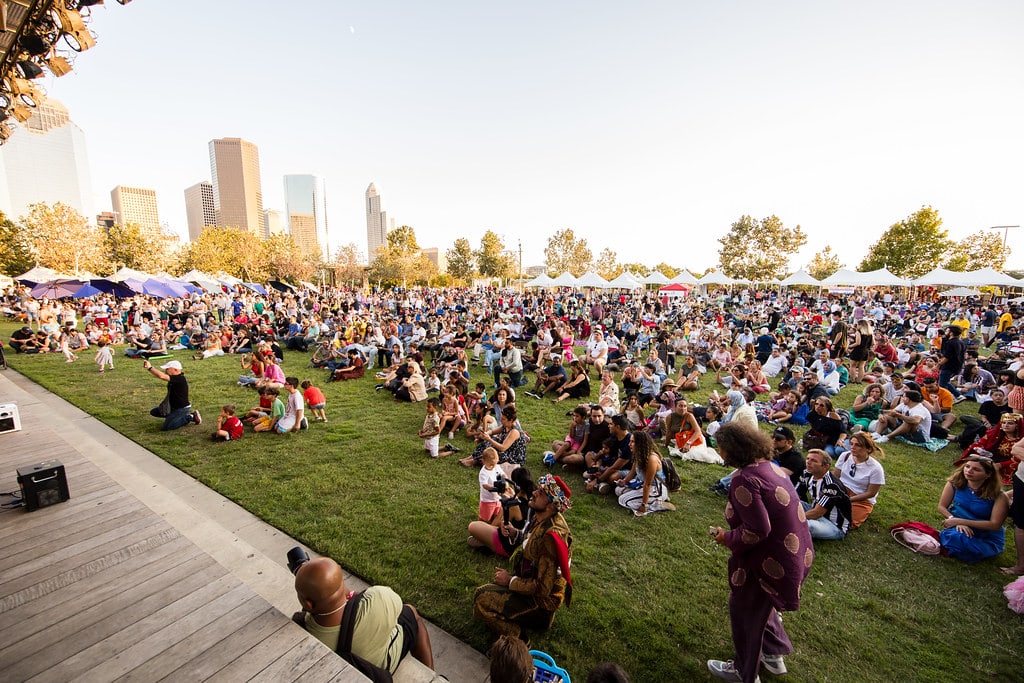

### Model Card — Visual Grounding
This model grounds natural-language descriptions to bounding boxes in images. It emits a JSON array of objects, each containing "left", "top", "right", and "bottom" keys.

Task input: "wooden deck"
[{"left": 0, "top": 384, "right": 362, "bottom": 682}]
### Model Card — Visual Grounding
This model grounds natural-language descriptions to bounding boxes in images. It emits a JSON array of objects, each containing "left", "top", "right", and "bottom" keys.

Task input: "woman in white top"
[{"left": 834, "top": 432, "right": 886, "bottom": 529}]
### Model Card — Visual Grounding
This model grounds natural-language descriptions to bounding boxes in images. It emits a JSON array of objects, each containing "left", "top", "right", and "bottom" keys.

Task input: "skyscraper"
[
  {"left": 284, "top": 174, "right": 328, "bottom": 259},
  {"left": 111, "top": 185, "right": 160, "bottom": 231},
  {"left": 365, "top": 182, "right": 388, "bottom": 263},
  {"left": 0, "top": 98, "right": 94, "bottom": 222},
  {"left": 265, "top": 209, "right": 285, "bottom": 237},
  {"left": 209, "top": 137, "right": 265, "bottom": 236},
  {"left": 184, "top": 181, "right": 216, "bottom": 241}
]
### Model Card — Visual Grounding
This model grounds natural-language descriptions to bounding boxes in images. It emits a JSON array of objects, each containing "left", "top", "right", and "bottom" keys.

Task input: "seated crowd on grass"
[{"left": 4, "top": 281, "right": 1024, "bottom": 675}]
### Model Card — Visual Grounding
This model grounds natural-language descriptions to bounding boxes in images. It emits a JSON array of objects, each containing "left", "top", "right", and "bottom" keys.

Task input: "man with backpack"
[{"left": 294, "top": 557, "right": 435, "bottom": 678}]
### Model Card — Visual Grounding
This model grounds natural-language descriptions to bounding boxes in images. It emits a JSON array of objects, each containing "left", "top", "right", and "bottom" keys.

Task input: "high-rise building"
[
  {"left": 284, "top": 175, "right": 328, "bottom": 259},
  {"left": 365, "top": 182, "right": 389, "bottom": 263},
  {"left": 96, "top": 211, "right": 116, "bottom": 229},
  {"left": 265, "top": 209, "right": 285, "bottom": 236},
  {"left": 111, "top": 185, "right": 160, "bottom": 231},
  {"left": 209, "top": 137, "right": 265, "bottom": 236},
  {"left": 421, "top": 247, "right": 447, "bottom": 273},
  {"left": 183, "top": 181, "right": 216, "bottom": 241},
  {"left": 0, "top": 98, "right": 94, "bottom": 222}
]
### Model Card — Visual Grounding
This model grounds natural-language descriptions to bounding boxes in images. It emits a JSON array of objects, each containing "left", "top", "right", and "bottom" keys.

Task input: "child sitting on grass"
[
  {"left": 478, "top": 447, "right": 502, "bottom": 524},
  {"left": 425, "top": 368, "right": 441, "bottom": 394},
  {"left": 94, "top": 339, "right": 113, "bottom": 373},
  {"left": 418, "top": 397, "right": 441, "bottom": 458},
  {"left": 300, "top": 380, "right": 327, "bottom": 422},
  {"left": 244, "top": 386, "right": 274, "bottom": 423},
  {"left": 213, "top": 404, "right": 244, "bottom": 441},
  {"left": 253, "top": 388, "right": 285, "bottom": 432}
]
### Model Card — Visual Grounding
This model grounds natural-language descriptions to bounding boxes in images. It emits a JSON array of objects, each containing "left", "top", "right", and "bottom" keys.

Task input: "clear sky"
[{"left": 33, "top": 0, "right": 1024, "bottom": 271}]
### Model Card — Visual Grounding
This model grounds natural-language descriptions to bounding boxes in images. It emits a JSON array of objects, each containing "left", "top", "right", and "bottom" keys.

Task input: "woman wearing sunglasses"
[{"left": 833, "top": 432, "right": 886, "bottom": 529}]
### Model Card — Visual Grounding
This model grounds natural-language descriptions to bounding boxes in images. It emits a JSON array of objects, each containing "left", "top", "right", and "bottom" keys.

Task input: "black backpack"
[{"left": 661, "top": 456, "right": 682, "bottom": 493}]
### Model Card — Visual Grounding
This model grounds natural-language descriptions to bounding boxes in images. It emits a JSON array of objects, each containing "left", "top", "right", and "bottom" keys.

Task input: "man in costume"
[{"left": 473, "top": 474, "right": 573, "bottom": 641}]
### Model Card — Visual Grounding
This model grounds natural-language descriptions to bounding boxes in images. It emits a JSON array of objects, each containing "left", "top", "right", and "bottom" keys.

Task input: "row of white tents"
[{"left": 525, "top": 266, "right": 1024, "bottom": 290}]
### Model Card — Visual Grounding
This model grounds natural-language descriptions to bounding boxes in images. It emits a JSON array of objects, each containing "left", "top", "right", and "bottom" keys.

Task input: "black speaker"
[{"left": 17, "top": 460, "right": 70, "bottom": 512}]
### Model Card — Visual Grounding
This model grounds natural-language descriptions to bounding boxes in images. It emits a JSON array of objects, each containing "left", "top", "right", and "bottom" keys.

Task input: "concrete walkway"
[{"left": 0, "top": 369, "right": 489, "bottom": 682}]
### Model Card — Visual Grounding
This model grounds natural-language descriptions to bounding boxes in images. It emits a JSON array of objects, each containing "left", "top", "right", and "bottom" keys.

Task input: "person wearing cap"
[
  {"left": 142, "top": 359, "right": 201, "bottom": 430},
  {"left": 474, "top": 473, "right": 574, "bottom": 642},
  {"left": 584, "top": 329, "right": 608, "bottom": 377},
  {"left": 9, "top": 325, "right": 41, "bottom": 353}
]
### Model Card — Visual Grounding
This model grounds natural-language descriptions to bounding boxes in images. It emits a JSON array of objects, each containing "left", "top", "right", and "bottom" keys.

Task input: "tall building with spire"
[
  {"left": 365, "top": 182, "right": 388, "bottom": 263},
  {"left": 284, "top": 174, "right": 329, "bottom": 259},
  {"left": 111, "top": 185, "right": 160, "bottom": 231},
  {"left": 209, "top": 137, "right": 265, "bottom": 236},
  {"left": 0, "top": 98, "right": 94, "bottom": 222},
  {"left": 184, "top": 181, "right": 216, "bottom": 241}
]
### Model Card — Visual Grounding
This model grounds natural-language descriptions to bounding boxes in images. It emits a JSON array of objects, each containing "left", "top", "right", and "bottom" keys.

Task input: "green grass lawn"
[{"left": 3, "top": 324, "right": 1021, "bottom": 682}]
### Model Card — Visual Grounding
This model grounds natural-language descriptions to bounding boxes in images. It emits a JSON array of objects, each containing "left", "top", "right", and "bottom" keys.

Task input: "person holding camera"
[
  {"left": 468, "top": 467, "right": 536, "bottom": 557},
  {"left": 291, "top": 553, "right": 435, "bottom": 675},
  {"left": 474, "top": 474, "right": 573, "bottom": 642}
]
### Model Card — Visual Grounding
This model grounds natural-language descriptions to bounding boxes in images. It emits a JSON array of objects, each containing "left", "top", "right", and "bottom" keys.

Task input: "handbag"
[
  {"left": 801, "top": 430, "right": 827, "bottom": 451},
  {"left": 153, "top": 395, "right": 171, "bottom": 418},
  {"left": 890, "top": 521, "right": 942, "bottom": 555}
]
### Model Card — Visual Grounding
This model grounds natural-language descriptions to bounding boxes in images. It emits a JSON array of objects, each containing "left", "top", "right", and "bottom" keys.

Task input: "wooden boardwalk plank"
[
  {"left": 203, "top": 622, "right": 310, "bottom": 682},
  {"left": 114, "top": 594, "right": 272, "bottom": 683},
  {"left": 157, "top": 609, "right": 291, "bottom": 682},
  {"left": 0, "top": 553, "right": 225, "bottom": 678},
  {"left": 0, "top": 536, "right": 199, "bottom": 646},
  {"left": 293, "top": 653, "right": 363, "bottom": 682},
  {"left": 0, "top": 486, "right": 133, "bottom": 541},
  {"left": 31, "top": 579, "right": 250, "bottom": 682},
  {"left": 249, "top": 638, "right": 336, "bottom": 682}
]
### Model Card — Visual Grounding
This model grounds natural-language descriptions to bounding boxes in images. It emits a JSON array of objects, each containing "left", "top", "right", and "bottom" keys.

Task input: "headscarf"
[
  {"left": 723, "top": 389, "right": 746, "bottom": 424},
  {"left": 537, "top": 474, "right": 572, "bottom": 511}
]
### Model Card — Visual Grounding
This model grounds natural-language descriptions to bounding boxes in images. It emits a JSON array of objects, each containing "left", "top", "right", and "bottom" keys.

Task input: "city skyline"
[
  {"left": 4, "top": 1, "right": 1022, "bottom": 271},
  {"left": 209, "top": 137, "right": 265, "bottom": 237}
]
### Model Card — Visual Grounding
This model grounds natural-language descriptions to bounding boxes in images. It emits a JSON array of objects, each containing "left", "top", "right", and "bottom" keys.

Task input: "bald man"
[{"left": 294, "top": 557, "right": 434, "bottom": 673}]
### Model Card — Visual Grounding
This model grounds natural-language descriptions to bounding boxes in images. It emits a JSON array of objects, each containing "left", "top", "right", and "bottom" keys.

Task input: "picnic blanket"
[{"left": 895, "top": 435, "right": 950, "bottom": 452}]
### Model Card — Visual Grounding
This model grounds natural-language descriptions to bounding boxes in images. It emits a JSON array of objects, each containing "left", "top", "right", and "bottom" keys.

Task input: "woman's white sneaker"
[{"left": 762, "top": 654, "right": 787, "bottom": 675}]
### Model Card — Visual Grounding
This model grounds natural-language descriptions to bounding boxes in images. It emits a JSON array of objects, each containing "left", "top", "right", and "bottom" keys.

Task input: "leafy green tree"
[
  {"left": 20, "top": 202, "right": 106, "bottom": 274},
  {"left": 595, "top": 248, "right": 622, "bottom": 279},
  {"left": 476, "top": 230, "right": 513, "bottom": 279},
  {"left": 103, "top": 222, "right": 173, "bottom": 274},
  {"left": 717, "top": 215, "right": 807, "bottom": 281},
  {"left": 332, "top": 242, "right": 366, "bottom": 287},
  {"left": 445, "top": 238, "right": 475, "bottom": 281},
  {"left": 369, "top": 225, "right": 436, "bottom": 285},
  {"left": 807, "top": 245, "right": 843, "bottom": 280},
  {"left": 859, "top": 206, "right": 949, "bottom": 278},
  {"left": 180, "top": 226, "right": 263, "bottom": 279},
  {"left": 944, "top": 230, "right": 1011, "bottom": 272},
  {"left": 263, "top": 233, "right": 311, "bottom": 281},
  {"left": 621, "top": 262, "right": 651, "bottom": 278},
  {"left": 652, "top": 263, "right": 679, "bottom": 278},
  {"left": 544, "top": 228, "right": 592, "bottom": 277},
  {"left": 0, "top": 211, "right": 35, "bottom": 277}
]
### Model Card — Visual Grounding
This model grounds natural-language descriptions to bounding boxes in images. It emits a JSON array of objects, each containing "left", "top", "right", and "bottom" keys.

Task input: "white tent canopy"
[
  {"left": 670, "top": 270, "right": 700, "bottom": 285},
  {"left": 607, "top": 272, "right": 644, "bottom": 289},
  {"left": 576, "top": 271, "right": 610, "bottom": 288},
  {"left": 954, "top": 267, "right": 1021, "bottom": 287},
  {"left": 819, "top": 267, "right": 911, "bottom": 287},
  {"left": 110, "top": 266, "right": 153, "bottom": 282},
  {"left": 913, "top": 267, "right": 964, "bottom": 286},
  {"left": 939, "top": 287, "right": 986, "bottom": 297},
  {"left": 15, "top": 266, "right": 65, "bottom": 282},
  {"left": 642, "top": 271, "right": 670, "bottom": 285},
  {"left": 550, "top": 272, "right": 579, "bottom": 287},
  {"left": 524, "top": 273, "right": 555, "bottom": 288},
  {"left": 779, "top": 270, "right": 820, "bottom": 286},
  {"left": 698, "top": 271, "right": 735, "bottom": 285}
]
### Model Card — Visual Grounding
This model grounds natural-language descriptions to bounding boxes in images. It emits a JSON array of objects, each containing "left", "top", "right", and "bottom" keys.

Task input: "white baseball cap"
[{"left": 160, "top": 360, "right": 183, "bottom": 371}]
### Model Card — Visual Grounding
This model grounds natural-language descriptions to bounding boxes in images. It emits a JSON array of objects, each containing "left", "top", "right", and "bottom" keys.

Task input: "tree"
[
  {"left": 20, "top": 202, "right": 106, "bottom": 274},
  {"left": 263, "top": 233, "right": 311, "bottom": 281},
  {"left": 179, "top": 226, "right": 263, "bottom": 279},
  {"left": 544, "top": 228, "right": 592, "bottom": 277},
  {"left": 717, "top": 215, "right": 806, "bottom": 281},
  {"left": 369, "top": 225, "right": 436, "bottom": 285},
  {"left": 807, "top": 245, "right": 843, "bottom": 280},
  {"left": 595, "top": 248, "right": 622, "bottom": 279},
  {"left": 445, "top": 238, "right": 475, "bottom": 281},
  {"left": 859, "top": 206, "right": 949, "bottom": 279},
  {"left": 103, "top": 222, "right": 173, "bottom": 274},
  {"left": 944, "top": 230, "right": 1011, "bottom": 272},
  {"left": 621, "top": 262, "right": 651, "bottom": 278},
  {"left": 652, "top": 263, "right": 679, "bottom": 278},
  {"left": 476, "top": 230, "right": 513, "bottom": 279},
  {"left": 332, "top": 242, "right": 366, "bottom": 287},
  {"left": 0, "top": 211, "right": 35, "bottom": 277}
]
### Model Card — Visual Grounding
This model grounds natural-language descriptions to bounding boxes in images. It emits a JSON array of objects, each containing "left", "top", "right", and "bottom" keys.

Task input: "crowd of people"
[{"left": 4, "top": 280, "right": 1024, "bottom": 680}]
